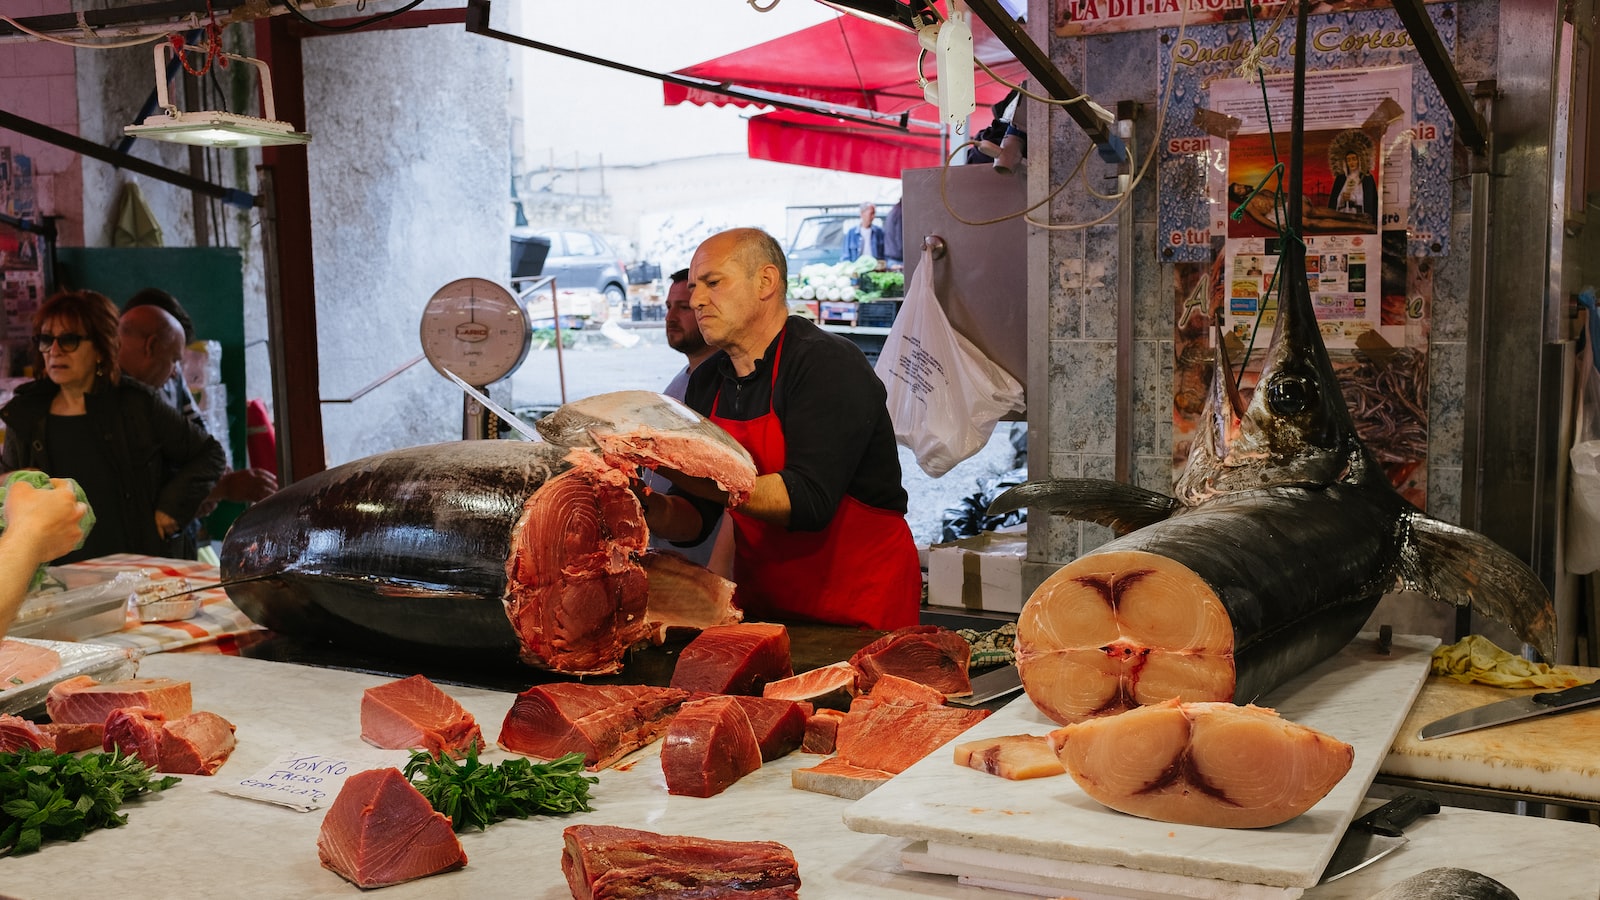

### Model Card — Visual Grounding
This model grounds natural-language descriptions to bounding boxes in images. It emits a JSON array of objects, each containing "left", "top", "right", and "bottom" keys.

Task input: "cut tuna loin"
[
  {"left": 362, "top": 674, "right": 483, "bottom": 758},
  {"left": 801, "top": 708, "right": 847, "bottom": 754},
  {"left": 160, "top": 711, "right": 238, "bottom": 775},
  {"left": 46, "top": 675, "right": 193, "bottom": 725},
  {"left": 40, "top": 721, "right": 103, "bottom": 753},
  {"left": 318, "top": 767, "right": 466, "bottom": 888},
  {"left": 498, "top": 682, "right": 688, "bottom": 769},
  {"left": 103, "top": 706, "right": 166, "bottom": 764},
  {"left": 725, "top": 695, "right": 809, "bottom": 762},
  {"left": 849, "top": 625, "right": 972, "bottom": 696},
  {"left": 763, "top": 661, "right": 857, "bottom": 711},
  {"left": 1048, "top": 699, "right": 1354, "bottom": 829},
  {"left": 640, "top": 550, "right": 741, "bottom": 643},
  {"left": 503, "top": 464, "right": 652, "bottom": 675},
  {"left": 953, "top": 734, "right": 1066, "bottom": 780},
  {"left": 561, "top": 824, "right": 799, "bottom": 900},
  {"left": 0, "top": 639, "right": 61, "bottom": 688},
  {"left": 793, "top": 700, "right": 990, "bottom": 798},
  {"left": 791, "top": 755, "right": 894, "bottom": 800},
  {"left": 1016, "top": 549, "right": 1239, "bottom": 725},
  {"left": 670, "top": 623, "right": 792, "bottom": 696},
  {"left": 0, "top": 714, "right": 52, "bottom": 752},
  {"left": 662, "top": 695, "right": 762, "bottom": 798},
  {"left": 869, "top": 673, "right": 948, "bottom": 706}
]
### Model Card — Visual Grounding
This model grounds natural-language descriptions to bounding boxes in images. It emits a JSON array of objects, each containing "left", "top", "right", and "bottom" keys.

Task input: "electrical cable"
[
  {"left": 281, "top": 0, "right": 426, "bottom": 33},
  {"left": 0, "top": 14, "right": 170, "bottom": 48}
]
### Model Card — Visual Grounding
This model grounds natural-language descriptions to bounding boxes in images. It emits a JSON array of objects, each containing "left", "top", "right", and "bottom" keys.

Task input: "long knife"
[
  {"left": 439, "top": 367, "right": 543, "bottom": 442},
  {"left": 1418, "top": 679, "right": 1600, "bottom": 740},
  {"left": 1318, "top": 793, "right": 1440, "bottom": 883},
  {"left": 948, "top": 664, "right": 1023, "bottom": 707}
]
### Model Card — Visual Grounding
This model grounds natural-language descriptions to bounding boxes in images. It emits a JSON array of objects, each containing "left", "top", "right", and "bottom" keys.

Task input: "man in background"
[
  {"left": 647, "top": 269, "right": 728, "bottom": 574},
  {"left": 841, "top": 201, "right": 885, "bottom": 263}
]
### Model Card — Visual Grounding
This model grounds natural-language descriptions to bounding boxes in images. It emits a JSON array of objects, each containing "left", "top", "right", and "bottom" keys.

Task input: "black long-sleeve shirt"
[{"left": 676, "top": 317, "right": 907, "bottom": 544}]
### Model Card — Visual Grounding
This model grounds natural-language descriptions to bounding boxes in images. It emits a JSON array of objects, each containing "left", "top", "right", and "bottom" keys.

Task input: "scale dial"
[{"left": 419, "top": 277, "right": 532, "bottom": 386}]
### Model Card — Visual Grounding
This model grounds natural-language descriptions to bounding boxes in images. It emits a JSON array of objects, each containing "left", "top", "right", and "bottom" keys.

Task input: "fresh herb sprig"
[
  {"left": 0, "top": 748, "right": 180, "bottom": 856},
  {"left": 403, "top": 744, "right": 596, "bottom": 832}
]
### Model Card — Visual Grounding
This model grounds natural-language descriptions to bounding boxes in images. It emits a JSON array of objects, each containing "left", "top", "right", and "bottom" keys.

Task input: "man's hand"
[
  {"left": 212, "top": 468, "right": 278, "bottom": 504},
  {"left": 4, "top": 478, "right": 89, "bottom": 563},
  {"left": 154, "top": 510, "right": 181, "bottom": 541}
]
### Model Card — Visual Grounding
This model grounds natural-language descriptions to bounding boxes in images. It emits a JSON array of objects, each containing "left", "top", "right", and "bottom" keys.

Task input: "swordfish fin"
[
  {"left": 1396, "top": 513, "right": 1557, "bottom": 662},
  {"left": 987, "top": 479, "right": 1181, "bottom": 536}
]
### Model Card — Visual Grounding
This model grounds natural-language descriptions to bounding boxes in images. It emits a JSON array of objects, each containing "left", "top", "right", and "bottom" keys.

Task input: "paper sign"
[{"left": 213, "top": 748, "right": 406, "bottom": 812}]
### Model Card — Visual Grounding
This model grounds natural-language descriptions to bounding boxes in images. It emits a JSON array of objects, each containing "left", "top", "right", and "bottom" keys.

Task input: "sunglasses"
[{"left": 35, "top": 332, "right": 86, "bottom": 353}]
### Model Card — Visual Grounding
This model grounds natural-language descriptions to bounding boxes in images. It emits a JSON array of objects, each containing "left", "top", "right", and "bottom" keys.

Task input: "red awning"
[{"left": 665, "top": 13, "right": 1027, "bottom": 177}]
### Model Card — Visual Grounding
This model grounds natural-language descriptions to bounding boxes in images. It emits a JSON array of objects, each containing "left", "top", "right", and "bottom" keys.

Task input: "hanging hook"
[{"left": 923, "top": 234, "right": 946, "bottom": 260}]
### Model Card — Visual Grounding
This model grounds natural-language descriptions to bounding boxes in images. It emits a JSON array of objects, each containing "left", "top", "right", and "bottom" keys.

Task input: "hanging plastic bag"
[
  {"left": 1569, "top": 293, "right": 1600, "bottom": 574},
  {"left": 875, "top": 246, "right": 1025, "bottom": 477}
]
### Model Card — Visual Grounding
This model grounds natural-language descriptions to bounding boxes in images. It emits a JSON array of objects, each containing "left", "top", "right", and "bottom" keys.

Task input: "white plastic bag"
[
  {"left": 875, "top": 247, "right": 1025, "bottom": 477},
  {"left": 1567, "top": 317, "right": 1600, "bottom": 574}
]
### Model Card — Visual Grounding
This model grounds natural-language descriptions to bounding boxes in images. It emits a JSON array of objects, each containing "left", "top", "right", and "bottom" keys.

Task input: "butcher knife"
[
  {"left": 1418, "top": 679, "right": 1600, "bottom": 740},
  {"left": 948, "top": 664, "right": 1023, "bottom": 707},
  {"left": 1318, "top": 793, "right": 1441, "bottom": 883}
]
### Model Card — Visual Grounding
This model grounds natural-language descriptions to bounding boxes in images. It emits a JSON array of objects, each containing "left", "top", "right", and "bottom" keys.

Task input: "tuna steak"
[
  {"left": 317, "top": 767, "right": 466, "bottom": 888},
  {"left": 47, "top": 676, "right": 192, "bottom": 725},
  {"left": 159, "top": 711, "right": 237, "bottom": 775},
  {"left": 361, "top": 674, "right": 483, "bottom": 758},
  {"left": 953, "top": 734, "right": 1066, "bottom": 780},
  {"left": 1047, "top": 700, "right": 1353, "bottom": 829},
  {"left": 670, "top": 623, "right": 793, "bottom": 696},
  {"left": 102, "top": 706, "right": 165, "bottom": 764},
  {"left": 661, "top": 695, "right": 763, "bottom": 798},
  {"left": 222, "top": 393, "right": 758, "bottom": 675},
  {"left": 849, "top": 625, "right": 972, "bottom": 697},
  {"left": 763, "top": 661, "right": 858, "bottom": 711},
  {"left": 725, "top": 695, "right": 809, "bottom": 761},
  {"left": 561, "top": 824, "right": 800, "bottom": 900},
  {"left": 497, "top": 682, "right": 688, "bottom": 769},
  {"left": 40, "top": 722, "right": 103, "bottom": 752},
  {"left": 0, "top": 713, "right": 52, "bottom": 752}
]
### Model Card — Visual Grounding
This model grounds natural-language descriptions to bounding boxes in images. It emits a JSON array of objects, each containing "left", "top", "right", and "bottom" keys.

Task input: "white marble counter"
[{"left": 1, "top": 653, "right": 1595, "bottom": 900}]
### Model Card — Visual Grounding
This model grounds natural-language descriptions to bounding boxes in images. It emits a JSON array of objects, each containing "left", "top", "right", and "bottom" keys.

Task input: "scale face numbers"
[{"left": 419, "top": 277, "right": 531, "bottom": 386}]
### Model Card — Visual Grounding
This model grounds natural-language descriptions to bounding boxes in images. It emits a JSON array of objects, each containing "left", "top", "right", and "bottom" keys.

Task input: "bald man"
[{"left": 642, "top": 228, "right": 920, "bottom": 631}]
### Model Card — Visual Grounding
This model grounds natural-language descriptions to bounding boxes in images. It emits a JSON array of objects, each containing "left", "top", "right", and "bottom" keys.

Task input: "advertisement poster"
[{"left": 1054, "top": 0, "right": 1450, "bottom": 37}]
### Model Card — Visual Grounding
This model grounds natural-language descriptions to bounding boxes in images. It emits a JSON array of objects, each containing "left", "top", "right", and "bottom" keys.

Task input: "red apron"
[{"left": 711, "top": 331, "right": 921, "bottom": 631}]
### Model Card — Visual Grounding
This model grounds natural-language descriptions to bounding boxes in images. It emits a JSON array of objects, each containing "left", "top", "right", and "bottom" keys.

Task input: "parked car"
[
  {"left": 510, "top": 228, "right": 630, "bottom": 313},
  {"left": 785, "top": 213, "right": 852, "bottom": 274}
]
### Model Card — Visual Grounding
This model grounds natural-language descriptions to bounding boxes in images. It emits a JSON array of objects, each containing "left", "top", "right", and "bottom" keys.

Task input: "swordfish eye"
[{"left": 1265, "top": 374, "right": 1319, "bottom": 416}]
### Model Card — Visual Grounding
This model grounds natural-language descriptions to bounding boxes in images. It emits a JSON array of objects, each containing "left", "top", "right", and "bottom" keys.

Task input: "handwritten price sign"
[{"left": 214, "top": 749, "right": 404, "bottom": 812}]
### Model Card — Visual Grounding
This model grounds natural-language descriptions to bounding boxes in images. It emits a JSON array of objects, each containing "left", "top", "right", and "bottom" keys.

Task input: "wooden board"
[
  {"left": 842, "top": 634, "right": 1438, "bottom": 893},
  {"left": 1382, "top": 663, "right": 1600, "bottom": 802}
]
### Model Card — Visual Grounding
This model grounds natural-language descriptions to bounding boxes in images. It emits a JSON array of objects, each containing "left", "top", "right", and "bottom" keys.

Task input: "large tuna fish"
[
  {"left": 222, "top": 391, "right": 755, "bottom": 675},
  {"left": 991, "top": 182, "right": 1554, "bottom": 729}
]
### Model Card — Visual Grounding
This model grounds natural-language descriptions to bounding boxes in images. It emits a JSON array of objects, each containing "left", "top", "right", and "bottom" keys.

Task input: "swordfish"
[{"left": 990, "top": 257, "right": 1555, "bottom": 726}]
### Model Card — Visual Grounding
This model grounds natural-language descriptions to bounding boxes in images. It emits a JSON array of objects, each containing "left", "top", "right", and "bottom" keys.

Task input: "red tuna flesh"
[
  {"left": 0, "top": 714, "right": 52, "bottom": 752},
  {"left": 40, "top": 722, "right": 103, "bottom": 753},
  {"left": 318, "top": 767, "right": 466, "bottom": 888},
  {"left": 662, "top": 695, "right": 762, "bottom": 798},
  {"left": 504, "top": 464, "right": 652, "bottom": 675},
  {"left": 868, "top": 673, "right": 948, "bottom": 706},
  {"left": 102, "top": 706, "right": 166, "bottom": 765},
  {"left": 849, "top": 625, "right": 972, "bottom": 696},
  {"left": 498, "top": 682, "right": 688, "bottom": 770},
  {"left": 1048, "top": 700, "right": 1354, "bottom": 828},
  {"left": 0, "top": 639, "right": 60, "bottom": 687},
  {"left": 670, "top": 623, "right": 793, "bottom": 695},
  {"left": 160, "top": 711, "right": 238, "bottom": 775},
  {"left": 361, "top": 674, "right": 483, "bottom": 758},
  {"left": 725, "top": 695, "right": 809, "bottom": 761},
  {"left": 801, "top": 708, "right": 847, "bottom": 754},
  {"left": 561, "top": 824, "right": 799, "bottom": 900},
  {"left": 834, "top": 699, "right": 989, "bottom": 774},
  {"left": 46, "top": 676, "right": 193, "bottom": 725},
  {"left": 763, "top": 661, "right": 858, "bottom": 711}
]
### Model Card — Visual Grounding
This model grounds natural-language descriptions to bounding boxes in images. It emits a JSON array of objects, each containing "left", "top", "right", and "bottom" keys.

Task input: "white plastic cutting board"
[{"left": 842, "top": 633, "right": 1439, "bottom": 895}]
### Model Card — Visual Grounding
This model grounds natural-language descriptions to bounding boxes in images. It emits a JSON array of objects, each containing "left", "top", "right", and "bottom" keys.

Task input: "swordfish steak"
[{"left": 222, "top": 392, "right": 759, "bottom": 675}]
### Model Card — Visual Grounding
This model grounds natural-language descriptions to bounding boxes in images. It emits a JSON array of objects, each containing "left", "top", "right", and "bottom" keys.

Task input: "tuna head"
[
  {"left": 1176, "top": 252, "right": 1378, "bottom": 505},
  {"left": 535, "top": 390, "right": 758, "bottom": 505}
]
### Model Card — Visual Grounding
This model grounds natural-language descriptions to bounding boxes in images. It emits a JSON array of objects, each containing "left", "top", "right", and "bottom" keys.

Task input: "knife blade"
[
  {"left": 947, "top": 664, "right": 1023, "bottom": 707},
  {"left": 1318, "top": 792, "right": 1441, "bottom": 883},
  {"left": 1418, "top": 679, "right": 1600, "bottom": 741}
]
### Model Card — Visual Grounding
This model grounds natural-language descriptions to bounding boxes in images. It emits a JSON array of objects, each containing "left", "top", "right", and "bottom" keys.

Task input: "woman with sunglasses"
[{"left": 0, "top": 290, "right": 225, "bottom": 563}]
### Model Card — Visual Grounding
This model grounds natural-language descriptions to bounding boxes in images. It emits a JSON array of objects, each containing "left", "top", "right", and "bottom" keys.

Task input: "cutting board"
[
  {"left": 1382, "top": 663, "right": 1600, "bottom": 803},
  {"left": 842, "top": 633, "right": 1440, "bottom": 895}
]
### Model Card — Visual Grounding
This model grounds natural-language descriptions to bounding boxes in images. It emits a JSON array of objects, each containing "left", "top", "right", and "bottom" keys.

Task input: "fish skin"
[
  {"left": 988, "top": 238, "right": 1556, "bottom": 665},
  {"left": 1363, "top": 867, "right": 1520, "bottom": 900}
]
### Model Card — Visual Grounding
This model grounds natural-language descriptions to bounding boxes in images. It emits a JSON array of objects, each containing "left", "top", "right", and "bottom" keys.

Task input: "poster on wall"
[
  {"left": 1054, "top": 0, "right": 1450, "bottom": 37},
  {"left": 0, "top": 147, "right": 43, "bottom": 377}
]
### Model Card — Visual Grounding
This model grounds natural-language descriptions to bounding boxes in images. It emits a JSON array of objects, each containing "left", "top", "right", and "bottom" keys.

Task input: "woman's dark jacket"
[{"left": 0, "top": 375, "right": 226, "bottom": 560}]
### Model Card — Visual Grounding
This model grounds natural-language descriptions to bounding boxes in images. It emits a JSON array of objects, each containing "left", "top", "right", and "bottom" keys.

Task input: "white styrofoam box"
[{"left": 927, "top": 530, "right": 1027, "bottom": 614}]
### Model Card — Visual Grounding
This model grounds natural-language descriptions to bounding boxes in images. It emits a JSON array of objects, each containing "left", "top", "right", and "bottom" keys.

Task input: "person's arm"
[
  {"left": 143, "top": 392, "right": 227, "bottom": 537},
  {"left": 0, "top": 479, "right": 89, "bottom": 637}
]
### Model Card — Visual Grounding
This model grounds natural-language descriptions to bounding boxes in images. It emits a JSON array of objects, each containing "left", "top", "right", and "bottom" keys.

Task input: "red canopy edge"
[{"left": 748, "top": 110, "right": 947, "bottom": 180}]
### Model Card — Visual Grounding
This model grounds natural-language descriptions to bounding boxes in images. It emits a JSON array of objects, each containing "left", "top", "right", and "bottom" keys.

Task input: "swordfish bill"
[{"left": 989, "top": 206, "right": 1553, "bottom": 727}]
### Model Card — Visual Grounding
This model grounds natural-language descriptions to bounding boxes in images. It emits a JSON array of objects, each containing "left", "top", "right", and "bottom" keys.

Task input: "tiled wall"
[{"left": 0, "top": 0, "right": 84, "bottom": 246}]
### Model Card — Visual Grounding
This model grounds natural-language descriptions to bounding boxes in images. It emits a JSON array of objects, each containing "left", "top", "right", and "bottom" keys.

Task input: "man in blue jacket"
[{"left": 841, "top": 202, "right": 885, "bottom": 262}]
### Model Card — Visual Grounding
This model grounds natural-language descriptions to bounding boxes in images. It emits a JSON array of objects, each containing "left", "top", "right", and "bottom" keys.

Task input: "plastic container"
[
  {"left": 0, "top": 637, "right": 138, "bottom": 717},
  {"left": 125, "top": 574, "right": 202, "bottom": 623},
  {"left": 8, "top": 567, "right": 131, "bottom": 642}
]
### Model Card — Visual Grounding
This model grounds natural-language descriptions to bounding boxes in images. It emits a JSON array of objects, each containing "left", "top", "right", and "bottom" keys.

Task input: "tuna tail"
[
  {"left": 1396, "top": 512, "right": 1558, "bottom": 662},
  {"left": 986, "top": 480, "right": 1180, "bottom": 536}
]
